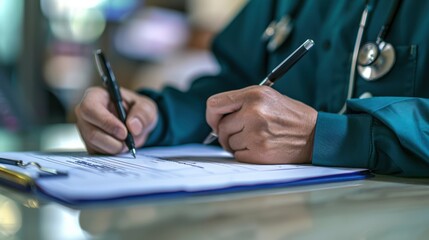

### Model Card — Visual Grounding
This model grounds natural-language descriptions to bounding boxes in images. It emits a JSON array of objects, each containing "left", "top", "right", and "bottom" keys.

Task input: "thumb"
[{"left": 125, "top": 94, "right": 158, "bottom": 139}]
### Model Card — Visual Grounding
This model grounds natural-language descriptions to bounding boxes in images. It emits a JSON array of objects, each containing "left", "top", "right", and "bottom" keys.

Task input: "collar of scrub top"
[{"left": 261, "top": 0, "right": 305, "bottom": 52}]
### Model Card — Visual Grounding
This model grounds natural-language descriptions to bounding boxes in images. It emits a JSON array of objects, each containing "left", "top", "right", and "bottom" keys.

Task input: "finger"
[
  {"left": 76, "top": 118, "right": 126, "bottom": 155},
  {"left": 206, "top": 88, "right": 247, "bottom": 133},
  {"left": 227, "top": 132, "right": 248, "bottom": 152},
  {"left": 131, "top": 129, "right": 150, "bottom": 149},
  {"left": 125, "top": 95, "right": 158, "bottom": 140},
  {"left": 77, "top": 88, "right": 128, "bottom": 140},
  {"left": 234, "top": 149, "right": 265, "bottom": 164},
  {"left": 217, "top": 112, "right": 245, "bottom": 152}
]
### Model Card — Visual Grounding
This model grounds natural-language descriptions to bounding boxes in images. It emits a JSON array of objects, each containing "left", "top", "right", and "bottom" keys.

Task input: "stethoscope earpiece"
[{"left": 357, "top": 41, "right": 396, "bottom": 81}]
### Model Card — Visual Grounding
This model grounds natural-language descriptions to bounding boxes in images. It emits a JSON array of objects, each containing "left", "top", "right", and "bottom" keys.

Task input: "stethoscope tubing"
[
  {"left": 262, "top": 0, "right": 403, "bottom": 114},
  {"left": 338, "top": 5, "right": 371, "bottom": 114}
]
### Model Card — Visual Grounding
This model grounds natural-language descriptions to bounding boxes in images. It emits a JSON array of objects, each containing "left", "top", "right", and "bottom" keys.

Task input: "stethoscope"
[
  {"left": 262, "top": 0, "right": 403, "bottom": 114},
  {"left": 357, "top": 0, "right": 402, "bottom": 81}
]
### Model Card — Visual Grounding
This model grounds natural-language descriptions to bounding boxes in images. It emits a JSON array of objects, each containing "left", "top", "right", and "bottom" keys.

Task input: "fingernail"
[{"left": 129, "top": 118, "right": 143, "bottom": 135}]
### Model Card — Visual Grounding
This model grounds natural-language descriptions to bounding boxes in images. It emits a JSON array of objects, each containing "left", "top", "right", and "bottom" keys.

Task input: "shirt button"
[
  {"left": 322, "top": 40, "right": 331, "bottom": 50},
  {"left": 359, "top": 92, "right": 373, "bottom": 99}
]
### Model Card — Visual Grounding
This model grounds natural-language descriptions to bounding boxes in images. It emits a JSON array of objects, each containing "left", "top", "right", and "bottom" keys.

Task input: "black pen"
[
  {"left": 94, "top": 49, "right": 137, "bottom": 158},
  {"left": 203, "top": 39, "right": 315, "bottom": 145}
]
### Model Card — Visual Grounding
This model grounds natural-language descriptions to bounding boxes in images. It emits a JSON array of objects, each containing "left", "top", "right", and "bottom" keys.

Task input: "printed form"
[{"left": 0, "top": 144, "right": 368, "bottom": 204}]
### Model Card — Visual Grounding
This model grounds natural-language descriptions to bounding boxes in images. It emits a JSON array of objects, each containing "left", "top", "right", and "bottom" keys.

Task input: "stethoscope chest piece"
[{"left": 357, "top": 41, "right": 396, "bottom": 81}]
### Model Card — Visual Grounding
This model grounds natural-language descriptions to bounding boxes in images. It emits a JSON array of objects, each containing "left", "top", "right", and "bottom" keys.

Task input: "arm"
[
  {"left": 141, "top": 0, "right": 277, "bottom": 146},
  {"left": 75, "top": 0, "right": 281, "bottom": 153},
  {"left": 313, "top": 97, "right": 429, "bottom": 177}
]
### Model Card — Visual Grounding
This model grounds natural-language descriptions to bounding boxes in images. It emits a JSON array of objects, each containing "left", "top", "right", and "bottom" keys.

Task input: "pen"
[
  {"left": 203, "top": 39, "right": 315, "bottom": 145},
  {"left": 94, "top": 49, "right": 137, "bottom": 158}
]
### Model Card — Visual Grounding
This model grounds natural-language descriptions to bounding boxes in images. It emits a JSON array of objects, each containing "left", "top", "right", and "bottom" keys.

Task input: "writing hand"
[
  {"left": 75, "top": 87, "right": 158, "bottom": 155},
  {"left": 206, "top": 86, "right": 318, "bottom": 164}
]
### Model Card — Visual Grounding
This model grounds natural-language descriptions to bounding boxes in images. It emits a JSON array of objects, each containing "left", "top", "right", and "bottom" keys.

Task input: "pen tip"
[
  {"left": 131, "top": 148, "right": 136, "bottom": 158},
  {"left": 203, "top": 132, "right": 218, "bottom": 145}
]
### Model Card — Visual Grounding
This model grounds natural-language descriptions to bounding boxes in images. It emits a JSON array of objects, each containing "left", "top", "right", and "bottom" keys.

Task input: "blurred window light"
[
  {"left": 114, "top": 7, "right": 189, "bottom": 61},
  {"left": 41, "top": 0, "right": 139, "bottom": 21},
  {"left": 41, "top": 0, "right": 107, "bottom": 43},
  {"left": 42, "top": 204, "right": 89, "bottom": 240},
  {"left": 0, "top": 195, "right": 22, "bottom": 238},
  {"left": 69, "top": 9, "right": 105, "bottom": 42},
  {"left": 41, "top": 0, "right": 105, "bottom": 18},
  {"left": 40, "top": 124, "right": 85, "bottom": 151},
  {"left": 0, "top": 0, "right": 24, "bottom": 64},
  {"left": 0, "top": 129, "right": 21, "bottom": 150},
  {"left": 48, "top": 8, "right": 106, "bottom": 43},
  {"left": 40, "top": 0, "right": 140, "bottom": 43},
  {"left": 102, "top": 0, "right": 140, "bottom": 21},
  {"left": 187, "top": 0, "right": 247, "bottom": 32}
]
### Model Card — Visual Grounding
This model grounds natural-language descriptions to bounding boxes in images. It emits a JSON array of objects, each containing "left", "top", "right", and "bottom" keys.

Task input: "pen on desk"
[
  {"left": 203, "top": 39, "right": 315, "bottom": 145},
  {"left": 94, "top": 49, "right": 137, "bottom": 158}
]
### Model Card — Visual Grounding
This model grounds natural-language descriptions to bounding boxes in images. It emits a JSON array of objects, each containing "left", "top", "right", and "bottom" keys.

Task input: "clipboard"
[
  {"left": 0, "top": 145, "right": 371, "bottom": 206},
  {"left": 0, "top": 157, "right": 68, "bottom": 191},
  {"left": 0, "top": 167, "right": 35, "bottom": 191}
]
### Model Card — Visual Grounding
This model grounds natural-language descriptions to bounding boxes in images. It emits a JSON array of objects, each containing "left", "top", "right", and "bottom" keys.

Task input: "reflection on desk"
[{"left": 1, "top": 176, "right": 429, "bottom": 240}]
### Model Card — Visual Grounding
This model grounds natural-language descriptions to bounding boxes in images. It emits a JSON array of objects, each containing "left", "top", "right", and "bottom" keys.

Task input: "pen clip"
[
  {"left": 100, "top": 75, "right": 108, "bottom": 87},
  {"left": 94, "top": 49, "right": 118, "bottom": 87},
  {"left": 94, "top": 51, "right": 108, "bottom": 84}
]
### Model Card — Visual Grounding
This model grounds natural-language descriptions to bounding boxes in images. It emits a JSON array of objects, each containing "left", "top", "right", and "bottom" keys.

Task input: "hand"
[
  {"left": 206, "top": 86, "right": 318, "bottom": 164},
  {"left": 75, "top": 87, "right": 158, "bottom": 155}
]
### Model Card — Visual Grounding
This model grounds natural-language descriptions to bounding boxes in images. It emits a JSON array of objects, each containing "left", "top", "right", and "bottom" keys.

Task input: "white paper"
[{"left": 0, "top": 144, "right": 367, "bottom": 203}]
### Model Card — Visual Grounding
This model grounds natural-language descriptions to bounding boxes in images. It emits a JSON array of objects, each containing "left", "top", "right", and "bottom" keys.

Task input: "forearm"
[
  {"left": 138, "top": 73, "right": 245, "bottom": 146},
  {"left": 313, "top": 97, "right": 429, "bottom": 177}
]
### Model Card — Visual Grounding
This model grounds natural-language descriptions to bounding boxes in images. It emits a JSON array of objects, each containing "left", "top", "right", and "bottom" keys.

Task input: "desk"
[
  {"left": 1, "top": 176, "right": 429, "bottom": 240},
  {"left": 0, "top": 125, "right": 429, "bottom": 239}
]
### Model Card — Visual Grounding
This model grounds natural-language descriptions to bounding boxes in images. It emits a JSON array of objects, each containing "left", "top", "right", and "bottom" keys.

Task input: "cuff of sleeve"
[{"left": 312, "top": 112, "right": 374, "bottom": 168}]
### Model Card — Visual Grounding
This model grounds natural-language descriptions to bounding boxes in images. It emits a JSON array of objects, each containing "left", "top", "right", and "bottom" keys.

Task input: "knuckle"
[
  {"left": 79, "top": 101, "right": 92, "bottom": 116},
  {"left": 251, "top": 86, "right": 273, "bottom": 100},
  {"left": 86, "top": 130, "right": 99, "bottom": 143},
  {"left": 217, "top": 118, "right": 227, "bottom": 131},
  {"left": 207, "top": 95, "right": 220, "bottom": 108},
  {"left": 101, "top": 118, "right": 122, "bottom": 137}
]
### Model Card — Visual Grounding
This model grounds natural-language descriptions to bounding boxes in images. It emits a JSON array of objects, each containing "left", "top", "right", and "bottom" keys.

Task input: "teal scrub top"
[{"left": 139, "top": 0, "right": 429, "bottom": 177}]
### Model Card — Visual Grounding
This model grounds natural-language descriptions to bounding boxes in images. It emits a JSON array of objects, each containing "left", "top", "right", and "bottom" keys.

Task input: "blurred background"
[{"left": 0, "top": 0, "right": 247, "bottom": 152}]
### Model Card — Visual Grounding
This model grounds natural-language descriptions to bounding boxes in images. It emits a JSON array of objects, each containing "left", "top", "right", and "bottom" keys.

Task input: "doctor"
[{"left": 75, "top": 0, "right": 429, "bottom": 177}]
